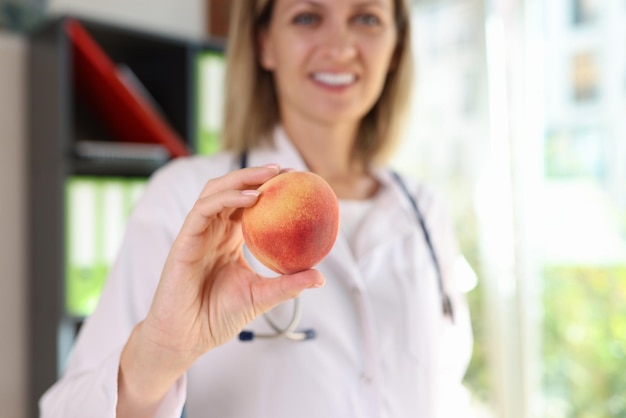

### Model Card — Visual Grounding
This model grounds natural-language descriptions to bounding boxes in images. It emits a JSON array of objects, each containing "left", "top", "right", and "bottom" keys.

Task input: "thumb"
[{"left": 253, "top": 270, "right": 325, "bottom": 314}]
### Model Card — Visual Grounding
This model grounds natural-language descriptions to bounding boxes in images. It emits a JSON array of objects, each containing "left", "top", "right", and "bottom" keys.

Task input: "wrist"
[{"left": 117, "top": 322, "right": 193, "bottom": 416}]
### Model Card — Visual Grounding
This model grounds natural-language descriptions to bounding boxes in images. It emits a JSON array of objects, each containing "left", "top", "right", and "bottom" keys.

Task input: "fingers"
[
  {"left": 181, "top": 164, "right": 283, "bottom": 237},
  {"left": 252, "top": 270, "right": 326, "bottom": 314},
  {"left": 199, "top": 164, "right": 282, "bottom": 199},
  {"left": 181, "top": 189, "right": 259, "bottom": 237}
]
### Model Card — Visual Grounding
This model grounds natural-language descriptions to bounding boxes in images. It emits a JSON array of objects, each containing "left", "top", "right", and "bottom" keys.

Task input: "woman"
[{"left": 41, "top": 0, "right": 473, "bottom": 417}]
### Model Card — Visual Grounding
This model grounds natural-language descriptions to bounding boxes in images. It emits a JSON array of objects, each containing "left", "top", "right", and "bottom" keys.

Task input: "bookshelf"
[{"left": 27, "top": 15, "right": 224, "bottom": 416}]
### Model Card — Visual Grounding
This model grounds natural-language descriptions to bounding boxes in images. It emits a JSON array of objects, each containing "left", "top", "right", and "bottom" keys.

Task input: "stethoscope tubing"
[
  {"left": 390, "top": 171, "right": 455, "bottom": 321},
  {"left": 237, "top": 152, "right": 454, "bottom": 342}
]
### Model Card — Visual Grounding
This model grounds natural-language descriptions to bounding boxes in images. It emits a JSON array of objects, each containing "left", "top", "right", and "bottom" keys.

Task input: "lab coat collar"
[
  {"left": 247, "top": 129, "right": 367, "bottom": 291},
  {"left": 246, "top": 127, "right": 417, "bottom": 290},
  {"left": 348, "top": 169, "right": 418, "bottom": 260}
]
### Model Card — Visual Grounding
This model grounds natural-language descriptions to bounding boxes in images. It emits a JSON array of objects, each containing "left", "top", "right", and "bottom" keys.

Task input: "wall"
[
  {"left": 47, "top": 0, "right": 206, "bottom": 39},
  {"left": 0, "top": 32, "right": 27, "bottom": 418}
]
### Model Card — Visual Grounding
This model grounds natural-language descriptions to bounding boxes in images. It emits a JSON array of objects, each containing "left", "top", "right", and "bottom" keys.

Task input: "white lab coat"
[{"left": 40, "top": 128, "right": 474, "bottom": 418}]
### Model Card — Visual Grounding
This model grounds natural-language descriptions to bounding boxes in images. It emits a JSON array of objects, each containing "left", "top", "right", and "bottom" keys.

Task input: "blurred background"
[{"left": 1, "top": 0, "right": 625, "bottom": 417}]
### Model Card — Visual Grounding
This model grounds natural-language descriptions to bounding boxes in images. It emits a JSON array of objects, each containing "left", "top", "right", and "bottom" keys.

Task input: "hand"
[
  {"left": 146, "top": 163, "right": 324, "bottom": 354},
  {"left": 117, "top": 165, "right": 325, "bottom": 417}
]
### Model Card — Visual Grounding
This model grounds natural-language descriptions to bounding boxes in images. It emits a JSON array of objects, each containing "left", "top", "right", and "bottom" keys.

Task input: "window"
[{"left": 395, "top": 0, "right": 626, "bottom": 417}]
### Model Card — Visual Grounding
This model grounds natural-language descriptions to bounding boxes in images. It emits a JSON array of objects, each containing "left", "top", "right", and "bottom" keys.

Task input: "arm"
[
  {"left": 41, "top": 164, "right": 325, "bottom": 418},
  {"left": 116, "top": 164, "right": 325, "bottom": 416},
  {"left": 39, "top": 162, "right": 200, "bottom": 418}
]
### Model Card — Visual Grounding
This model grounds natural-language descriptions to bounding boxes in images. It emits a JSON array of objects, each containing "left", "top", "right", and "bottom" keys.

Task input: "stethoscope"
[{"left": 237, "top": 152, "right": 454, "bottom": 342}]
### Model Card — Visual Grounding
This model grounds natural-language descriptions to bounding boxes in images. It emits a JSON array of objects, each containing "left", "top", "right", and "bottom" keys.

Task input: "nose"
[{"left": 319, "top": 20, "right": 358, "bottom": 62}]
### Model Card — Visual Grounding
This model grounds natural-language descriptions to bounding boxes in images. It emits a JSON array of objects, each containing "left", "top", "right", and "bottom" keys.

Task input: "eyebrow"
[{"left": 282, "top": 0, "right": 389, "bottom": 11}]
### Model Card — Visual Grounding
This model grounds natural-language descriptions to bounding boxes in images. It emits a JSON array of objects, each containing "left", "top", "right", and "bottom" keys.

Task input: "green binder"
[
  {"left": 65, "top": 177, "right": 147, "bottom": 317},
  {"left": 196, "top": 50, "right": 226, "bottom": 156}
]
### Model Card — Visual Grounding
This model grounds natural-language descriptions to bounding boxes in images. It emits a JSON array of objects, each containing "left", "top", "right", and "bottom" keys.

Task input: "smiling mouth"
[{"left": 311, "top": 72, "right": 357, "bottom": 87}]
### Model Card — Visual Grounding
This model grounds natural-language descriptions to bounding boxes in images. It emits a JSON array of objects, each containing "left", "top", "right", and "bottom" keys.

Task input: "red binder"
[{"left": 66, "top": 18, "right": 190, "bottom": 158}]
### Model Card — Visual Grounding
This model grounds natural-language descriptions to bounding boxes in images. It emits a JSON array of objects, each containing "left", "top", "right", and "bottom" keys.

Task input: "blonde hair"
[{"left": 221, "top": 0, "right": 414, "bottom": 166}]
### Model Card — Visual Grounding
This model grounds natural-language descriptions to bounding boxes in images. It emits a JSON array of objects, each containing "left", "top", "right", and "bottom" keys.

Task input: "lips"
[{"left": 311, "top": 72, "right": 357, "bottom": 87}]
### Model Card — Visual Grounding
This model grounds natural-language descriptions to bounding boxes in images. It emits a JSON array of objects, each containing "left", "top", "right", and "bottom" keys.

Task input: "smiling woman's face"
[{"left": 259, "top": 0, "right": 398, "bottom": 129}]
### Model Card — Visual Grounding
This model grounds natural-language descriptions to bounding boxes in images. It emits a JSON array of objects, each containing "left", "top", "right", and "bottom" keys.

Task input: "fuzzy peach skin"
[{"left": 241, "top": 171, "right": 340, "bottom": 274}]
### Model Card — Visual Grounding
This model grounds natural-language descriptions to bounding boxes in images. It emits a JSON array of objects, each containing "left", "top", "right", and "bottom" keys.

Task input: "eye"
[
  {"left": 293, "top": 12, "right": 321, "bottom": 26},
  {"left": 353, "top": 13, "right": 381, "bottom": 26}
]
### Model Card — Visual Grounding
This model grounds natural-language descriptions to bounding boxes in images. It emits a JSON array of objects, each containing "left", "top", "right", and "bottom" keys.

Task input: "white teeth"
[{"left": 312, "top": 72, "right": 356, "bottom": 86}]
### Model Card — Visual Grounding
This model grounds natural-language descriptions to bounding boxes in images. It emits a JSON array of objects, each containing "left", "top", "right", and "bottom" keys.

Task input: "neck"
[
  {"left": 282, "top": 117, "right": 360, "bottom": 178},
  {"left": 280, "top": 117, "right": 379, "bottom": 200}
]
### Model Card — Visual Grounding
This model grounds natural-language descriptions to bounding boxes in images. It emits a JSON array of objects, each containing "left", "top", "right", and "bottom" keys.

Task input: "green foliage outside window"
[{"left": 543, "top": 265, "right": 626, "bottom": 418}]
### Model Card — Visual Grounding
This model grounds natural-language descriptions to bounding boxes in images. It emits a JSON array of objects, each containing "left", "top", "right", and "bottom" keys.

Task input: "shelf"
[
  {"left": 70, "top": 157, "right": 168, "bottom": 177},
  {"left": 66, "top": 17, "right": 190, "bottom": 157},
  {"left": 27, "top": 15, "right": 226, "bottom": 417}
]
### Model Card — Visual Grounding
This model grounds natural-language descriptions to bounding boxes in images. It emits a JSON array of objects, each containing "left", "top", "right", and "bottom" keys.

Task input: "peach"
[{"left": 242, "top": 171, "right": 340, "bottom": 274}]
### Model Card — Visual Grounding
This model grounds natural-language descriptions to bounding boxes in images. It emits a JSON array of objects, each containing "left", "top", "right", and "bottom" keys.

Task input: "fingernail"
[
  {"left": 241, "top": 189, "right": 260, "bottom": 197},
  {"left": 262, "top": 163, "right": 280, "bottom": 170},
  {"left": 280, "top": 167, "right": 296, "bottom": 173},
  {"left": 309, "top": 279, "right": 325, "bottom": 288}
]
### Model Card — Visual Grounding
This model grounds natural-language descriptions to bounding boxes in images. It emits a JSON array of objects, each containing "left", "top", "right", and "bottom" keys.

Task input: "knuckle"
[{"left": 200, "top": 177, "right": 221, "bottom": 197}]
